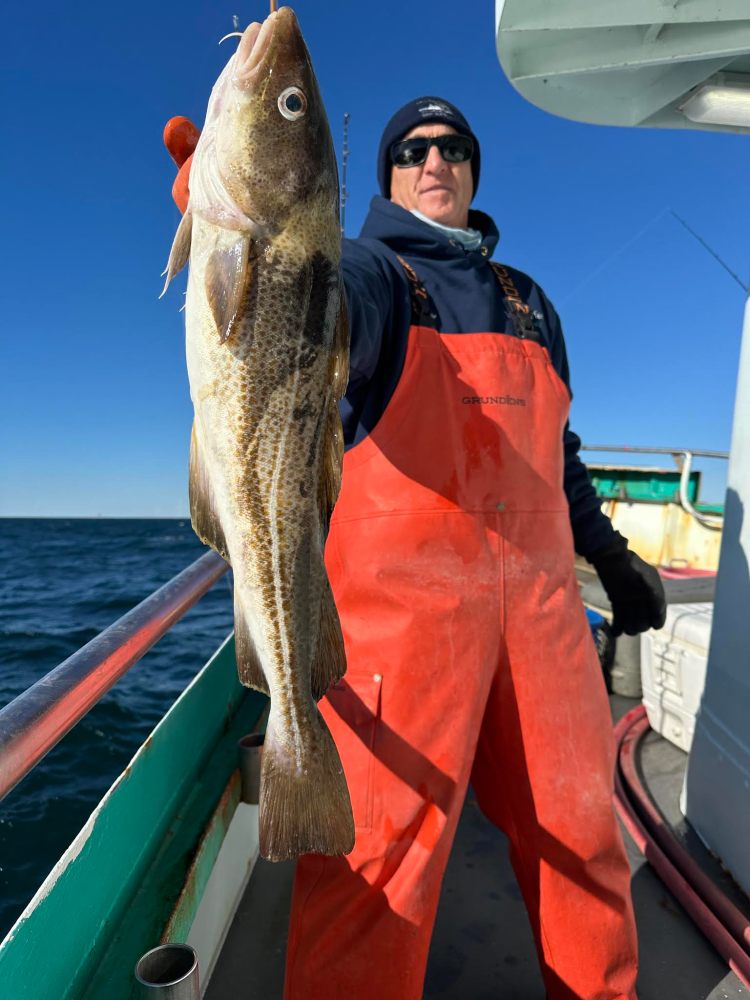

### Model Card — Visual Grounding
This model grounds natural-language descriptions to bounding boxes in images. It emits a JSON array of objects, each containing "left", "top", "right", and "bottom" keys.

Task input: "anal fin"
[{"left": 189, "top": 423, "right": 229, "bottom": 561}]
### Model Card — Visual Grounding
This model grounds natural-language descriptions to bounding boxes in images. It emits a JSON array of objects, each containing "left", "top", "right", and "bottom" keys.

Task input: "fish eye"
[{"left": 278, "top": 86, "right": 307, "bottom": 121}]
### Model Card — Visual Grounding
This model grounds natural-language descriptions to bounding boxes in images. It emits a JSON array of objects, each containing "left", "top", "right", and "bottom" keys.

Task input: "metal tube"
[
  {"left": 582, "top": 443, "right": 726, "bottom": 529},
  {"left": 238, "top": 733, "right": 264, "bottom": 804},
  {"left": 582, "top": 444, "right": 729, "bottom": 460},
  {"left": 679, "top": 451, "right": 724, "bottom": 531},
  {"left": 135, "top": 944, "right": 200, "bottom": 999},
  {"left": 0, "top": 551, "right": 228, "bottom": 802}
]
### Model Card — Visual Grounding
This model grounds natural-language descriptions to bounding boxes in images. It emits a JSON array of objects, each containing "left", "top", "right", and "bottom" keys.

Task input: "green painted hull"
[
  {"left": 0, "top": 635, "right": 267, "bottom": 999},
  {"left": 588, "top": 464, "right": 703, "bottom": 505}
]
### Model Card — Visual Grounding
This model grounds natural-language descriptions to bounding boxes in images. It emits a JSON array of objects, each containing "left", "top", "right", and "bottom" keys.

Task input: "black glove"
[{"left": 589, "top": 533, "right": 666, "bottom": 637}]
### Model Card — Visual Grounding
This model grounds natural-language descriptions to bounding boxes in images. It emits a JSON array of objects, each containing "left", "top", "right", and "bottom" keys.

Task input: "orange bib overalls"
[{"left": 284, "top": 263, "right": 638, "bottom": 1000}]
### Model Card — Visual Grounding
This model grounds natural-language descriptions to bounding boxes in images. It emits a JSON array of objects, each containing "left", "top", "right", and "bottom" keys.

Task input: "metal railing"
[
  {"left": 0, "top": 551, "right": 229, "bottom": 803},
  {"left": 582, "top": 445, "right": 729, "bottom": 531}
]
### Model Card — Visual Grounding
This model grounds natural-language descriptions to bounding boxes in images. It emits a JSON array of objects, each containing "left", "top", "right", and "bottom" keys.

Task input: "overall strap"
[
  {"left": 490, "top": 262, "right": 542, "bottom": 342},
  {"left": 394, "top": 254, "right": 541, "bottom": 340},
  {"left": 396, "top": 255, "right": 439, "bottom": 329}
]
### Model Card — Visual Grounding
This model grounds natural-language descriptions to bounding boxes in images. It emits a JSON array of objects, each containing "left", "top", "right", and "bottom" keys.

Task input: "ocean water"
[{"left": 0, "top": 518, "right": 234, "bottom": 939}]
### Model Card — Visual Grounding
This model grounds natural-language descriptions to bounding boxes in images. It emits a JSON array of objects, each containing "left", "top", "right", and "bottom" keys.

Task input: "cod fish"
[{"left": 162, "top": 6, "right": 354, "bottom": 861}]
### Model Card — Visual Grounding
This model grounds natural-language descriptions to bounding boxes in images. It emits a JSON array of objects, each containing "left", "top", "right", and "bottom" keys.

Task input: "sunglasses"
[{"left": 390, "top": 134, "right": 474, "bottom": 168}]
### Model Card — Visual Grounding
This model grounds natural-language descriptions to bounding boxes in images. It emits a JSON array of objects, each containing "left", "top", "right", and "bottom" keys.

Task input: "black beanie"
[{"left": 377, "top": 96, "right": 480, "bottom": 200}]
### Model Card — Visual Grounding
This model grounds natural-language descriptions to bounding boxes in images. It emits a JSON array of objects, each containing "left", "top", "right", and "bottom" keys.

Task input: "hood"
[{"left": 358, "top": 197, "right": 500, "bottom": 260}]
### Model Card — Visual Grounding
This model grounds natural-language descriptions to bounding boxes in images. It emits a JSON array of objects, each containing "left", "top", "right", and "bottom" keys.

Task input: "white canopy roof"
[{"left": 495, "top": 0, "right": 750, "bottom": 132}]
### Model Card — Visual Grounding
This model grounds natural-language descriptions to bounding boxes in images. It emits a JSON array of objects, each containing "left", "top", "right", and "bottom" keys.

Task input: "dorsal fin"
[{"left": 317, "top": 290, "right": 349, "bottom": 536}]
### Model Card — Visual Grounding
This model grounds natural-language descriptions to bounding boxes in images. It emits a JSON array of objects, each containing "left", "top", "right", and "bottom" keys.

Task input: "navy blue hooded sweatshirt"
[{"left": 339, "top": 196, "right": 615, "bottom": 559}]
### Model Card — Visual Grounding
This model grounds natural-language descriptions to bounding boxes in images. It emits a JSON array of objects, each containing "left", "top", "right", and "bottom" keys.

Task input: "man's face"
[{"left": 389, "top": 124, "right": 473, "bottom": 229}]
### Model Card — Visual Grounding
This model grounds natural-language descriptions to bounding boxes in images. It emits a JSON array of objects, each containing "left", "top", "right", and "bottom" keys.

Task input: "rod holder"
[
  {"left": 238, "top": 732, "right": 264, "bottom": 804},
  {"left": 134, "top": 943, "right": 200, "bottom": 999}
]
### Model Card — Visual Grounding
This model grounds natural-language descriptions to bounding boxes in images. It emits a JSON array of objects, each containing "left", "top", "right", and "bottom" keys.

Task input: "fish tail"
[{"left": 259, "top": 711, "right": 354, "bottom": 862}]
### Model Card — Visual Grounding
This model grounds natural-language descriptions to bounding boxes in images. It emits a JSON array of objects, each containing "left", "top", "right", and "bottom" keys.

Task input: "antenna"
[{"left": 341, "top": 112, "right": 350, "bottom": 238}]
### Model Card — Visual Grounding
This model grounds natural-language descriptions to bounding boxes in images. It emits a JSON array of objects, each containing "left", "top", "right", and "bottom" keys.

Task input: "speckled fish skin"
[{"left": 163, "top": 7, "right": 353, "bottom": 861}]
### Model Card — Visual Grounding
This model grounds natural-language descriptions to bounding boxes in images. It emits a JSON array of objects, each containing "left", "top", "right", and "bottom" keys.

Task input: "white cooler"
[{"left": 640, "top": 603, "right": 713, "bottom": 753}]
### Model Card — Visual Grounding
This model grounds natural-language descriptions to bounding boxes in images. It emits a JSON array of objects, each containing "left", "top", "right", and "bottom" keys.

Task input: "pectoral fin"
[
  {"left": 205, "top": 237, "right": 253, "bottom": 342},
  {"left": 160, "top": 210, "right": 193, "bottom": 298}
]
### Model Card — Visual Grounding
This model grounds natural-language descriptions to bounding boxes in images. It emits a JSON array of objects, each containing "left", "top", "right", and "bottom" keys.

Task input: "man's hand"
[
  {"left": 590, "top": 534, "right": 667, "bottom": 637},
  {"left": 164, "top": 116, "right": 200, "bottom": 214}
]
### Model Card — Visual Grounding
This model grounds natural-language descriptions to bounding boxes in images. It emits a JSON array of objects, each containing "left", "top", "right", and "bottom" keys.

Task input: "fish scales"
[{"left": 163, "top": 7, "right": 354, "bottom": 861}]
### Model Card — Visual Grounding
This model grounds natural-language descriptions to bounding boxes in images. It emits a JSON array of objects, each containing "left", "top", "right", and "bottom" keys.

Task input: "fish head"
[{"left": 191, "top": 7, "right": 338, "bottom": 237}]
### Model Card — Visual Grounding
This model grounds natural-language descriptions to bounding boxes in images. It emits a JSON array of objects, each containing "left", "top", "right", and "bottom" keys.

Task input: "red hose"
[
  {"left": 619, "top": 712, "right": 750, "bottom": 950},
  {"left": 613, "top": 706, "right": 750, "bottom": 989}
]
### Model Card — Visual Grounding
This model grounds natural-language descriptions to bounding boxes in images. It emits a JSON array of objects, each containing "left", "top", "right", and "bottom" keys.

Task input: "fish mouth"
[{"left": 234, "top": 8, "right": 290, "bottom": 89}]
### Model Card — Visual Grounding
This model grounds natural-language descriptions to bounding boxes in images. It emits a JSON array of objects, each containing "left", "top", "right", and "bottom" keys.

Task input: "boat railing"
[
  {"left": 0, "top": 550, "right": 229, "bottom": 803},
  {"left": 582, "top": 444, "right": 728, "bottom": 531}
]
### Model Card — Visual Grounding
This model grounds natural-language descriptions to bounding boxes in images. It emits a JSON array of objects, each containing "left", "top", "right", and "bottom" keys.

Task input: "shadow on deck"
[{"left": 206, "top": 696, "right": 746, "bottom": 999}]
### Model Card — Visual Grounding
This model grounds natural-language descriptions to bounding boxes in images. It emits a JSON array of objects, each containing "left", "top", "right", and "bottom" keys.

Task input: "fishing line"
[
  {"left": 560, "top": 206, "right": 748, "bottom": 307},
  {"left": 558, "top": 208, "right": 670, "bottom": 306},
  {"left": 341, "top": 112, "right": 351, "bottom": 237},
  {"left": 668, "top": 209, "right": 748, "bottom": 293}
]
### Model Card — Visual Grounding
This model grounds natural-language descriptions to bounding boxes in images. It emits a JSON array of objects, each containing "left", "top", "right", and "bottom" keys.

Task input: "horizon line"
[{"left": 0, "top": 515, "right": 192, "bottom": 521}]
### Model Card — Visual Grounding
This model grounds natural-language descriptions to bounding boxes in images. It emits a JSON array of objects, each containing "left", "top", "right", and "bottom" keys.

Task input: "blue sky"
[{"left": 2, "top": 0, "right": 747, "bottom": 516}]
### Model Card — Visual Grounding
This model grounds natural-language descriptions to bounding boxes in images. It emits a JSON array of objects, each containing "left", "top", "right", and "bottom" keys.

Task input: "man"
[{"left": 165, "top": 96, "right": 665, "bottom": 1000}]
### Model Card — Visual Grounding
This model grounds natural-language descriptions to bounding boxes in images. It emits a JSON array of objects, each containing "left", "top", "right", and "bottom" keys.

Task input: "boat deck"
[{"left": 206, "top": 695, "right": 747, "bottom": 999}]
